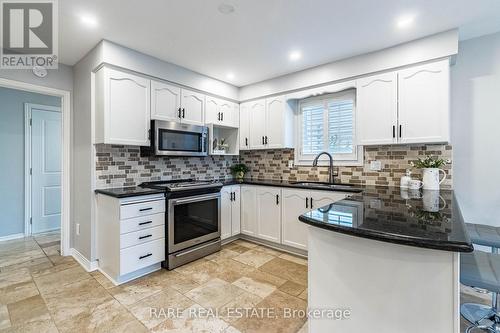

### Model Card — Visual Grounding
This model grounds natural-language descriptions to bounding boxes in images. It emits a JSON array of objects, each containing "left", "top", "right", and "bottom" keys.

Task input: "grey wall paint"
[
  {"left": 239, "top": 30, "right": 459, "bottom": 101},
  {"left": 0, "top": 64, "right": 74, "bottom": 93},
  {"left": 451, "top": 31, "right": 500, "bottom": 227},
  {"left": 0, "top": 87, "right": 61, "bottom": 237}
]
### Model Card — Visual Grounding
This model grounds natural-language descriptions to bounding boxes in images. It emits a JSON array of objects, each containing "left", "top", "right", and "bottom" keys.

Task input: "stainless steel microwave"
[{"left": 142, "top": 120, "right": 208, "bottom": 156}]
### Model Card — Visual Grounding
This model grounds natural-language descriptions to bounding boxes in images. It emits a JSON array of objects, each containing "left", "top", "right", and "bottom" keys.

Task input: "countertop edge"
[
  {"left": 298, "top": 215, "right": 474, "bottom": 253},
  {"left": 94, "top": 188, "right": 165, "bottom": 198}
]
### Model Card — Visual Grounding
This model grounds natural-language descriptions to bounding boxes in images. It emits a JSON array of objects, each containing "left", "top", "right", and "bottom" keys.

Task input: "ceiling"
[{"left": 60, "top": 0, "right": 500, "bottom": 86}]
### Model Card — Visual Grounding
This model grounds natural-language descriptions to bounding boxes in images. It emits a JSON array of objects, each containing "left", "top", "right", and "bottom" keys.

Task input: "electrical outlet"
[
  {"left": 76, "top": 223, "right": 80, "bottom": 236},
  {"left": 370, "top": 160, "right": 382, "bottom": 171},
  {"left": 288, "top": 160, "right": 294, "bottom": 168}
]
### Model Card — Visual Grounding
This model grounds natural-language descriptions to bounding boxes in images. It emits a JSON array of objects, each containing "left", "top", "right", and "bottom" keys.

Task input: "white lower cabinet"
[
  {"left": 96, "top": 193, "right": 166, "bottom": 285},
  {"left": 256, "top": 187, "right": 282, "bottom": 243},
  {"left": 221, "top": 185, "right": 241, "bottom": 240},
  {"left": 282, "top": 189, "right": 349, "bottom": 250},
  {"left": 240, "top": 185, "right": 257, "bottom": 236}
]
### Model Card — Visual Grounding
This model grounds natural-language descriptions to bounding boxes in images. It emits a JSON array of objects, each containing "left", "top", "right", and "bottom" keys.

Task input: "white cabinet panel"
[
  {"left": 398, "top": 60, "right": 449, "bottom": 144},
  {"left": 231, "top": 186, "right": 241, "bottom": 236},
  {"left": 151, "top": 80, "right": 181, "bottom": 122},
  {"left": 221, "top": 186, "right": 233, "bottom": 240},
  {"left": 95, "top": 67, "right": 151, "bottom": 146},
  {"left": 120, "top": 225, "right": 165, "bottom": 249},
  {"left": 357, "top": 72, "right": 398, "bottom": 145},
  {"left": 119, "top": 238, "right": 165, "bottom": 276},
  {"left": 241, "top": 186, "right": 257, "bottom": 236},
  {"left": 266, "top": 96, "right": 285, "bottom": 149},
  {"left": 249, "top": 99, "right": 267, "bottom": 149},
  {"left": 205, "top": 97, "right": 239, "bottom": 128},
  {"left": 281, "top": 189, "right": 310, "bottom": 250},
  {"left": 181, "top": 89, "right": 205, "bottom": 126},
  {"left": 256, "top": 187, "right": 281, "bottom": 243},
  {"left": 120, "top": 199, "right": 165, "bottom": 220},
  {"left": 120, "top": 213, "right": 165, "bottom": 234},
  {"left": 205, "top": 96, "right": 220, "bottom": 125},
  {"left": 239, "top": 102, "right": 251, "bottom": 150}
]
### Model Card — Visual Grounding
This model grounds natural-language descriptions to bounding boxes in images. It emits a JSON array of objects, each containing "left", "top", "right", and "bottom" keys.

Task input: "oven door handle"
[
  {"left": 170, "top": 193, "right": 220, "bottom": 205},
  {"left": 173, "top": 239, "right": 221, "bottom": 258}
]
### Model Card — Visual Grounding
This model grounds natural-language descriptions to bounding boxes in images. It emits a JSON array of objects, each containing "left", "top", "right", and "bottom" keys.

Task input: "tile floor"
[{"left": 0, "top": 232, "right": 491, "bottom": 332}]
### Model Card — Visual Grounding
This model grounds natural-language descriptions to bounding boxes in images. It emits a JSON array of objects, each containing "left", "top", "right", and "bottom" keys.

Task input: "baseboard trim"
[
  {"left": 0, "top": 233, "right": 25, "bottom": 242},
  {"left": 71, "top": 248, "right": 98, "bottom": 272}
]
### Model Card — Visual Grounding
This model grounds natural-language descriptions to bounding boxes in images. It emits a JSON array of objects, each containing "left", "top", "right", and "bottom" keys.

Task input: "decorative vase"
[
  {"left": 422, "top": 168, "right": 446, "bottom": 190},
  {"left": 235, "top": 171, "right": 245, "bottom": 180}
]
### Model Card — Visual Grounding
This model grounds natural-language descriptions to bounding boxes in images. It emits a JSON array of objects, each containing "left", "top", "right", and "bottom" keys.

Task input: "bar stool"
[{"left": 461, "top": 223, "right": 500, "bottom": 332}]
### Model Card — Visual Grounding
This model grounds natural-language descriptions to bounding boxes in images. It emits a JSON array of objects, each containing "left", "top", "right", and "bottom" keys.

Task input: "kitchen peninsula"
[{"left": 299, "top": 187, "right": 473, "bottom": 333}]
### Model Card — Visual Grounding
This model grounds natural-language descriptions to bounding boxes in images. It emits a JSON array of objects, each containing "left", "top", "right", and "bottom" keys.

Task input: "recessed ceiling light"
[
  {"left": 218, "top": 3, "right": 235, "bottom": 14},
  {"left": 289, "top": 50, "right": 302, "bottom": 61},
  {"left": 226, "top": 72, "right": 235, "bottom": 80},
  {"left": 80, "top": 15, "right": 98, "bottom": 28},
  {"left": 396, "top": 15, "right": 415, "bottom": 29}
]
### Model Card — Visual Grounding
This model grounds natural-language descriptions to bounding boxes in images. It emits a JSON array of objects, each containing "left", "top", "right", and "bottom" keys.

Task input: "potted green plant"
[
  {"left": 410, "top": 156, "right": 450, "bottom": 190},
  {"left": 230, "top": 163, "right": 249, "bottom": 180}
]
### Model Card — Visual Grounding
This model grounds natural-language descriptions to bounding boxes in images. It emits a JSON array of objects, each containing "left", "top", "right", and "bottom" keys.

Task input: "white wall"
[
  {"left": 0, "top": 64, "right": 73, "bottom": 93},
  {"left": 451, "top": 32, "right": 500, "bottom": 227},
  {"left": 239, "top": 30, "right": 458, "bottom": 101}
]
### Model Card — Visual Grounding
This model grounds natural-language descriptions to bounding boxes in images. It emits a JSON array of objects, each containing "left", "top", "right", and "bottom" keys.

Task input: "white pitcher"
[{"left": 422, "top": 168, "right": 446, "bottom": 190}]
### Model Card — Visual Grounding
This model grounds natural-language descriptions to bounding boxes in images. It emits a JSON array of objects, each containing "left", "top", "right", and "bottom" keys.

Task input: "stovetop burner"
[{"left": 139, "top": 179, "right": 223, "bottom": 192}]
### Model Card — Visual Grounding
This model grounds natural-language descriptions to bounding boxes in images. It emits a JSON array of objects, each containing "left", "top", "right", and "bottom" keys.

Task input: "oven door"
[
  {"left": 155, "top": 121, "right": 208, "bottom": 156},
  {"left": 168, "top": 193, "right": 221, "bottom": 253}
]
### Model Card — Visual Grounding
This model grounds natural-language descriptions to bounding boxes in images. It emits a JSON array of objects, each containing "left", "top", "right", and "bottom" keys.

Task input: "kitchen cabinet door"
[
  {"left": 239, "top": 102, "right": 251, "bottom": 150},
  {"left": 95, "top": 67, "right": 151, "bottom": 146},
  {"left": 281, "top": 189, "right": 310, "bottom": 250},
  {"left": 357, "top": 72, "right": 398, "bottom": 145},
  {"left": 266, "top": 96, "right": 285, "bottom": 149},
  {"left": 181, "top": 88, "right": 205, "bottom": 126},
  {"left": 309, "top": 190, "right": 349, "bottom": 210},
  {"left": 240, "top": 186, "right": 257, "bottom": 236},
  {"left": 398, "top": 60, "right": 450, "bottom": 144},
  {"left": 249, "top": 99, "right": 267, "bottom": 149},
  {"left": 151, "top": 80, "right": 181, "bottom": 122},
  {"left": 219, "top": 100, "right": 234, "bottom": 126},
  {"left": 221, "top": 186, "right": 233, "bottom": 240},
  {"left": 205, "top": 96, "right": 220, "bottom": 125},
  {"left": 231, "top": 186, "right": 241, "bottom": 236},
  {"left": 256, "top": 187, "right": 281, "bottom": 243}
]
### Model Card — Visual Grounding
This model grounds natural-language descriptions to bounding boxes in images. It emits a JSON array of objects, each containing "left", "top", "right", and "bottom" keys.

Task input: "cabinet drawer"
[
  {"left": 120, "top": 225, "right": 165, "bottom": 249},
  {"left": 120, "top": 238, "right": 165, "bottom": 276},
  {"left": 120, "top": 199, "right": 165, "bottom": 220},
  {"left": 120, "top": 213, "right": 165, "bottom": 234}
]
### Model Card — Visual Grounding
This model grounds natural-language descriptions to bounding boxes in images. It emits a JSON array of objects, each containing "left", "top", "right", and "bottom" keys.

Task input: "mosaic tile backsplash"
[
  {"left": 240, "top": 145, "right": 453, "bottom": 189},
  {"left": 95, "top": 144, "right": 238, "bottom": 188},
  {"left": 95, "top": 144, "right": 452, "bottom": 189}
]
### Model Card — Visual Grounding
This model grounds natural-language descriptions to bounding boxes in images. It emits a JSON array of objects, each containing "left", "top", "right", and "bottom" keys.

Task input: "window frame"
[{"left": 294, "top": 89, "right": 363, "bottom": 166}]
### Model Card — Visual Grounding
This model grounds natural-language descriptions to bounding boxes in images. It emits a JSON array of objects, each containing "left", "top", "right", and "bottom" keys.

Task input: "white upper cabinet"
[
  {"left": 255, "top": 187, "right": 281, "bottom": 243},
  {"left": 398, "top": 60, "right": 450, "bottom": 144},
  {"left": 205, "top": 96, "right": 239, "bottom": 127},
  {"left": 239, "top": 102, "right": 251, "bottom": 150},
  {"left": 356, "top": 59, "right": 450, "bottom": 146},
  {"left": 249, "top": 99, "right": 267, "bottom": 149},
  {"left": 266, "top": 96, "right": 286, "bottom": 149},
  {"left": 181, "top": 89, "right": 205, "bottom": 126},
  {"left": 151, "top": 81, "right": 181, "bottom": 122},
  {"left": 357, "top": 72, "right": 398, "bottom": 145},
  {"left": 95, "top": 67, "right": 151, "bottom": 146}
]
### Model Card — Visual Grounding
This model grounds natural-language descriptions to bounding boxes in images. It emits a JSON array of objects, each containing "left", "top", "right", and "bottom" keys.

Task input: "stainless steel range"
[{"left": 140, "top": 179, "right": 223, "bottom": 269}]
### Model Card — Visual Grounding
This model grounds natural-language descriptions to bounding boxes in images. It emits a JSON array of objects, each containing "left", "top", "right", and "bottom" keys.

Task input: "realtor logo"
[{"left": 1, "top": 0, "right": 58, "bottom": 69}]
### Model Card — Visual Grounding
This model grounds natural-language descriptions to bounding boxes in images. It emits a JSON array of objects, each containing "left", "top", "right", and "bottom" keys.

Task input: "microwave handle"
[{"left": 200, "top": 132, "right": 207, "bottom": 153}]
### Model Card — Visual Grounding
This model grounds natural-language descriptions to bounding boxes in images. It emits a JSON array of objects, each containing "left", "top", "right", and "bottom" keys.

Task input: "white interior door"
[{"left": 31, "top": 107, "right": 62, "bottom": 234}]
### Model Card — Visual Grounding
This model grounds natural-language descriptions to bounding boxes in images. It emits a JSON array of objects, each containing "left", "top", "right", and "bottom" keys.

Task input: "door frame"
[
  {"left": 24, "top": 103, "right": 62, "bottom": 236},
  {"left": 0, "top": 78, "right": 71, "bottom": 256}
]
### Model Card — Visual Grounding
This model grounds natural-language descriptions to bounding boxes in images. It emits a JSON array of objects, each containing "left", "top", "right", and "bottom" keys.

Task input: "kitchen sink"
[{"left": 290, "top": 181, "right": 363, "bottom": 193}]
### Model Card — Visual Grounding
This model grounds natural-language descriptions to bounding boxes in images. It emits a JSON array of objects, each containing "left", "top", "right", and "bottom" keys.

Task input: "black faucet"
[{"left": 312, "top": 151, "right": 335, "bottom": 184}]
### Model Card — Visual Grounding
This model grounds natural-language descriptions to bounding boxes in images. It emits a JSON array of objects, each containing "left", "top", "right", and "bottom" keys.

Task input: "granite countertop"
[
  {"left": 95, "top": 178, "right": 364, "bottom": 198},
  {"left": 94, "top": 186, "right": 165, "bottom": 198},
  {"left": 299, "top": 186, "right": 473, "bottom": 253},
  {"left": 224, "top": 178, "right": 364, "bottom": 193}
]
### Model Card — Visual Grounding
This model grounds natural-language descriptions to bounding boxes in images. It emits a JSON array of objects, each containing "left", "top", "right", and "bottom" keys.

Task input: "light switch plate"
[
  {"left": 288, "top": 160, "right": 294, "bottom": 168},
  {"left": 370, "top": 160, "right": 382, "bottom": 171}
]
